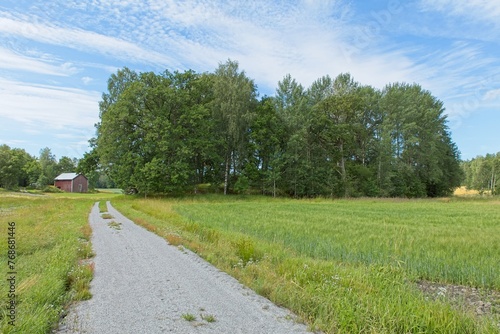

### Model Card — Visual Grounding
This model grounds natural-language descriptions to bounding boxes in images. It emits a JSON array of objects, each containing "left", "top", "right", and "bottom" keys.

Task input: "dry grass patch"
[
  {"left": 454, "top": 186, "right": 481, "bottom": 196},
  {"left": 166, "top": 233, "right": 183, "bottom": 246},
  {"left": 133, "top": 217, "right": 158, "bottom": 232}
]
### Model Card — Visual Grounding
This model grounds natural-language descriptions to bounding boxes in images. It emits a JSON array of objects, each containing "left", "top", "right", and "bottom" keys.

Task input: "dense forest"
[{"left": 77, "top": 59, "right": 463, "bottom": 198}]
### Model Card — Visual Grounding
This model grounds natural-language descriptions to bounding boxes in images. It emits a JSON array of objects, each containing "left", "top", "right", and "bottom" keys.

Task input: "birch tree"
[{"left": 212, "top": 60, "right": 257, "bottom": 194}]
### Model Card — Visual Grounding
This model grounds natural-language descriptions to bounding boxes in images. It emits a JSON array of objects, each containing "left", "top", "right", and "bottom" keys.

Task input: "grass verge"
[{"left": 0, "top": 193, "right": 118, "bottom": 333}]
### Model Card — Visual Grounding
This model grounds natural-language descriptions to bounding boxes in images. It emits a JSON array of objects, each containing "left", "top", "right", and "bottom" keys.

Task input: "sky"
[{"left": 0, "top": 0, "right": 499, "bottom": 161}]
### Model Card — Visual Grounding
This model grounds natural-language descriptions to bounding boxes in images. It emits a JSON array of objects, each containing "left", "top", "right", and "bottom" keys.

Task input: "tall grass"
[
  {"left": 113, "top": 196, "right": 500, "bottom": 333},
  {"left": 0, "top": 193, "right": 116, "bottom": 333},
  {"left": 175, "top": 198, "right": 500, "bottom": 289}
]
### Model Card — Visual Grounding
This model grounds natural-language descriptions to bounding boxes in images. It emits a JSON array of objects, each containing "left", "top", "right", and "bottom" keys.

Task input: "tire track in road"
[{"left": 57, "top": 202, "right": 311, "bottom": 334}]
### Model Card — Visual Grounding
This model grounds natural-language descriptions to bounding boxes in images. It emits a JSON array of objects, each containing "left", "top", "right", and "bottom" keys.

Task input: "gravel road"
[{"left": 57, "top": 202, "right": 311, "bottom": 334}]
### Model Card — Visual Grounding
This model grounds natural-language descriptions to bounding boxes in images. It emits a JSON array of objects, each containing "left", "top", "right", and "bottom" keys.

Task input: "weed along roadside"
[
  {"left": 0, "top": 192, "right": 117, "bottom": 333},
  {"left": 112, "top": 196, "right": 500, "bottom": 333}
]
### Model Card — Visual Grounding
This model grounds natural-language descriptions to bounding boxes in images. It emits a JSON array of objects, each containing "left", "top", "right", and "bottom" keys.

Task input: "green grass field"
[
  {"left": 0, "top": 192, "right": 117, "bottom": 333},
  {"left": 2, "top": 192, "right": 499, "bottom": 333},
  {"left": 113, "top": 196, "right": 500, "bottom": 333},
  {"left": 175, "top": 197, "right": 500, "bottom": 289}
]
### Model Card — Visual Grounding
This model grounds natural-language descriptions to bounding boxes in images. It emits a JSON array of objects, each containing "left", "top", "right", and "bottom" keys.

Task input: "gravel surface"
[{"left": 56, "top": 202, "right": 311, "bottom": 334}]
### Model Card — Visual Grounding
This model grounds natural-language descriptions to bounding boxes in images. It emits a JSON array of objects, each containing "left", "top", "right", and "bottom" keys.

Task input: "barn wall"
[
  {"left": 72, "top": 175, "right": 88, "bottom": 193},
  {"left": 55, "top": 180, "right": 72, "bottom": 192}
]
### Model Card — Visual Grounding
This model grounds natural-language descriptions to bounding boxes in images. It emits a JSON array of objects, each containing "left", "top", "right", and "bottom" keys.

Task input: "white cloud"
[
  {"left": 0, "top": 13, "right": 178, "bottom": 68},
  {"left": 484, "top": 88, "right": 500, "bottom": 101},
  {"left": 24, "top": 1, "right": 355, "bottom": 89},
  {"left": 0, "top": 78, "right": 100, "bottom": 130},
  {"left": 0, "top": 77, "right": 100, "bottom": 157},
  {"left": 81, "top": 76, "right": 93, "bottom": 85},
  {"left": 108, "top": 0, "right": 418, "bottom": 92},
  {"left": 0, "top": 47, "right": 78, "bottom": 76}
]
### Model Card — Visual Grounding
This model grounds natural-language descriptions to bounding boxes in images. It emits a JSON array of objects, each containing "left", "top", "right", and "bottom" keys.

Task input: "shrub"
[{"left": 43, "top": 185, "right": 63, "bottom": 193}]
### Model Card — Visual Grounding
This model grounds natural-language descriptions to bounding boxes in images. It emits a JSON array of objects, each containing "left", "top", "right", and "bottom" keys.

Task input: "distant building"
[{"left": 54, "top": 173, "right": 89, "bottom": 193}]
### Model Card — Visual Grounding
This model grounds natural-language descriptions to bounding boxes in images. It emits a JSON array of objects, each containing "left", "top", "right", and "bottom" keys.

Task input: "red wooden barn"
[{"left": 54, "top": 173, "right": 89, "bottom": 193}]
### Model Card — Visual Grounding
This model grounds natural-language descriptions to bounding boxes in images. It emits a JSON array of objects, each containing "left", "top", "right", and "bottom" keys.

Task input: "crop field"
[
  {"left": 114, "top": 196, "right": 500, "bottom": 333},
  {"left": 0, "top": 192, "right": 116, "bottom": 333}
]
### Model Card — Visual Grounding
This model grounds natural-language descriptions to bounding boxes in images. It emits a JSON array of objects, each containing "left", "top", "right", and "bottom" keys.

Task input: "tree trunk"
[
  {"left": 491, "top": 166, "right": 496, "bottom": 194},
  {"left": 340, "top": 141, "right": 347, "bottom": 197},
  {"left": 378, "top": 157, "right": 382, "bottom": 188},
  {"left": 224, "top": 154, "right": 230, "bottom": 195}
]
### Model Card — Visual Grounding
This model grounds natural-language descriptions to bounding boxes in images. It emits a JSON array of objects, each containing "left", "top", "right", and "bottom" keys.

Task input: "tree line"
[
  {"left": 0, "top": 145, "right": 115, "bottom": 190},
  {"left": 0, "top": 146, "right": 77, "bottom": 190},
  {"left": 461, "top": 153, "right": 500, "bottom": 195},
  {"left": 81, "top": 59, "right": 462, "bottom": 198}
]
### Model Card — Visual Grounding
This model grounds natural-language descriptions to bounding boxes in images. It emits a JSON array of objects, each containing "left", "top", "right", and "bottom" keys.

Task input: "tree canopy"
[{"left": 90, "top": 60, "right": 462, "bottom": 197}]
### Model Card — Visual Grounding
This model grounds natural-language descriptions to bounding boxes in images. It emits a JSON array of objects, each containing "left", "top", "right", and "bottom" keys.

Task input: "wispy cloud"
[
  {"left": 0, "top": 1, "right": 375, "bottom": 91},
  {"left": 2, "top": 1, "right": 497, "bottom": 107},
  {"left": 418, "top": 0, "right": 500, "bottom": 42},
  {"left": 0, "top": 12, "right": 178, "bottom": 68},
  {"left": 0, "top": 47, "right": 78, "bottom": 76},
  {"left": 81, "top": 76, "right": 93, "bottom": 85},
  {"left": 0, "top": 1, "right": 435, "bottom": 93},
  {"left": 484, "top": 88, "right": 500, "bottom": 101},
  {"left": 420, "top": 0, "right": 500, "bottom": 21},
  {"left": 0, "top": 78, "right": 100, "bottom": 129}
]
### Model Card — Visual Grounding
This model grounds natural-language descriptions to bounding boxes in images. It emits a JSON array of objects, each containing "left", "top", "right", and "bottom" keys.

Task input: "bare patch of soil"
[{"left": 417, "top": 280, "right": 500, "bottom": 327}]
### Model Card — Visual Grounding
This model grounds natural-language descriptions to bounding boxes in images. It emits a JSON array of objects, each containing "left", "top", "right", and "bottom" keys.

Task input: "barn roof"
[{"left": 54, "top": 173, "right": 81, "bottom": 181}]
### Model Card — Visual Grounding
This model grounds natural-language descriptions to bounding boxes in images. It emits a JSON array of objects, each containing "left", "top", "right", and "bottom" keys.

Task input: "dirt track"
[{"left": 56, "top": 202, "right": 310, "bottom": 334}]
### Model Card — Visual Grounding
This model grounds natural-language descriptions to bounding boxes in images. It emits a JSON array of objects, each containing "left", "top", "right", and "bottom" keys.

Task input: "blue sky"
[{"left": 0, "top": 0, "right": 499, "bottom": 161}]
